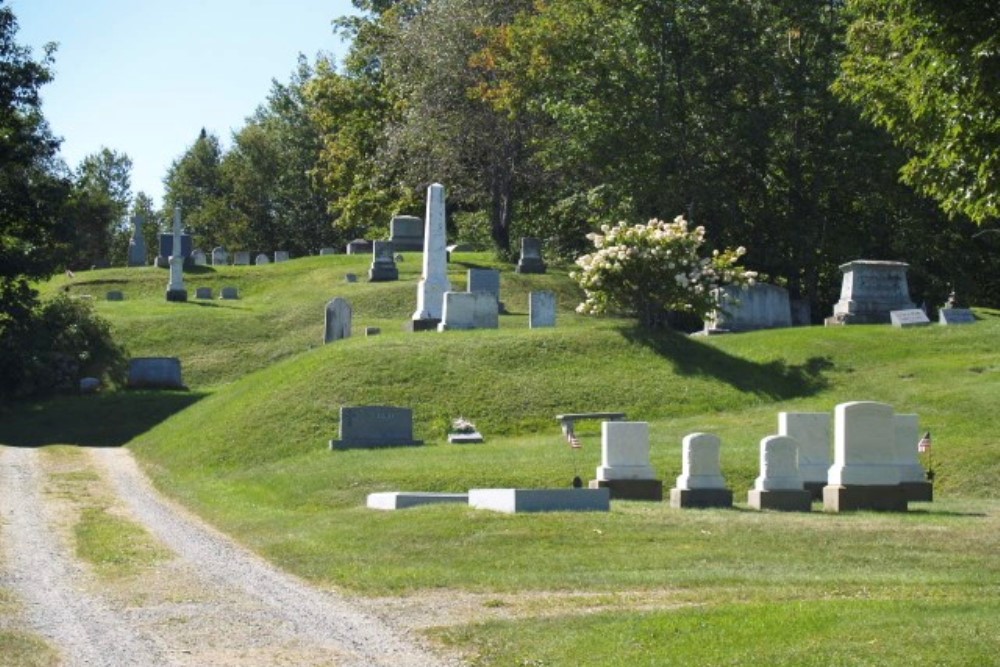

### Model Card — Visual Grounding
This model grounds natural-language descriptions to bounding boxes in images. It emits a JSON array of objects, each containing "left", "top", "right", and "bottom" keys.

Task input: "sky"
[{"left": 10, "top": 0, "right": 357, "bottom": 208}]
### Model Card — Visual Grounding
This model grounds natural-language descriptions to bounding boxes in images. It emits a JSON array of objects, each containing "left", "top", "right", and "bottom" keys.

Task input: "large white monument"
[
  {"left": 165, "top": 207, "right": 187, "bottom": 302},
  {"left": 829, "top": 260, "right": 916, "bottom": 324},
  {"left": 410, "top": 183, "right": 451, "bottom": 330}
]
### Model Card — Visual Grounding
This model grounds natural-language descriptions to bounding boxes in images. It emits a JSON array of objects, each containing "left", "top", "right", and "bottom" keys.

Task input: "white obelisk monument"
[
  {"left": 165, "top": 206, "right": 188, "bottom": 302},
  {"left": 410, "top": 183, "right": 450, "bottom": 329}
]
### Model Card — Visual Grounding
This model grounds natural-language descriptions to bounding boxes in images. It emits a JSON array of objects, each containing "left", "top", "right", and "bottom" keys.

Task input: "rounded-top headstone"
[{"left": 753, "top": 435, "right": 804, "bottom": 491}]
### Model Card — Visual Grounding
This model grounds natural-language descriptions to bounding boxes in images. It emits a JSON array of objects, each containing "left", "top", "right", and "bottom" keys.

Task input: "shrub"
[{"left": 572, "top": 216, "right": 756, "bottom": 328}]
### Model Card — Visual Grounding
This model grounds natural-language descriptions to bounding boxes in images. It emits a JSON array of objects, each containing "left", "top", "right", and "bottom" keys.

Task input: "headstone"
[
  {"left": 895, "top": 414, "right": 932, "bottom": 501},
  {"left": 515, "top": 237, "right": 547, "bottom": 274},
  {"left": 156, "top": 232, "right": 192, "bottom": 268},
  {"left": 468, "top": 488, "right": 609, "bottom": 513},
  {"left": 191, "top": 249, "right": 207, "bottom": 266},
  {"left": 127, "top": 216, "right": 146, "bottom": 267},
  {"left": 890, "top": 309, "right": 931, "bottom": 328},
  {"left": 319, "top": 247, "right": 337, "bottom": 256},
  {"left": 669, "top": 433, "right": 733, "bottom": 508},
  {"left": 165, "top": 207, "right": 187, "bottom": 302},
  {"left": 255, "top": 253, "right": 270, "bottom": 265},
  {"left": 79, "top": 377, "right": 101, "bottom": 394},
  {"left": 274, "top": 250, "right": 290, "bottom": 263},
  {"left": 346, "top": 239, "right": 373, "bottom": 255},
  {"left": 790, "top": 298, "right": 812, "bottom": 326},
  {"left": 529, "top": 291, "right": 556, "bottom": 328},
  {"left": 365, "top": 326, "right": 381, "bottom": 337},
  {"left": 437, "top": 292, "right": 476, "bottom": 331},
  {"left": 824, "top": 401, "right": 907, "bottom": 512},
  {"left": 212, "top": 246, "right": 228, "bottom": 266},
  {"left": 467, "top": 269, "right": 501, "bottom": 304},
  {"left": 706, "top": 283, "right": 792, "bottom": 333},
  {"left": 345, "top": 273, "right": 358, "bottom": 283},
  {"left": 233, "top": 251, "right": 251, "bottom": 266},
  {"left": 368, "top": 240, "right": 399, "bottom": 282},
  {"left": 472, "top": 292, "right": 499, "bottom": 329},
  {"left": 324, "top": 297, "right": 352, "bottom": 343},
  {"left": 747, "top": 435, "right": 812, "bottom": 512},
  {"left": 938, "top": 308, "right": 976, "bottom": 325},
  {"left": 127, "top": 357, "right": 185, "bottom": 390},
  {"left": 329, "top": 406, "right": 423, "bottom": 449},
  {"left": 778, "top": 412, "right": 830, "bottom": 498},
  {"left": 829, "top": 260, "right": 916, "bottom": 324},
  {"left": 106, "top": 290, "right": 124, "bottom": 301},
  {"left": 389, "top": 215, "right": 425, "bottom": 251},
  {"left": 411, "top": 184, "right": 452, "bottom": 330},
  {"left": 195, "top": 287, "right": 213, "bottom": 299},
  {"left": 367, "top": 492, "right": 468, "bottom": 510},
  {"left": 220, "top": 286, "right": 238, "bottom": 300},
  {"left": 588, "top": 421, "right": 662, "bottom": 500}
]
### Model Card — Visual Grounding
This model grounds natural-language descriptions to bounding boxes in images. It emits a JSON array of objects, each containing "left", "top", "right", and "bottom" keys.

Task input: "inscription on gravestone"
[
  {"left": 890, "top": 309, "right": 931, "bottom": 328},
  {"left": 329, "top": 406, "right": 423, "bottom": 449},
  {"left": 939, "top": 308, "right": 975, "bottom": 325}
]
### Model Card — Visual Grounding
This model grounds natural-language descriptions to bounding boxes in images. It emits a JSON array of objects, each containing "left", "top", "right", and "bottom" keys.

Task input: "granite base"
[
  {"left": 589, "top": 479, "right": 663, "bottom": 501},
  {"left": 747, "top": 489, "right": 813, "bottom": 512},
  {"left": 669, "top": 487, "right": 733, "bottom": 509},
  {"left": 822, "top": 484, "right": 908, "bottom": 512}
]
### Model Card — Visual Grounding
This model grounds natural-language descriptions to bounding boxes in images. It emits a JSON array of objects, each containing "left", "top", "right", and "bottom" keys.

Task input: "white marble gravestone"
[
  {"left": 748, "top": 435, "right": 811, "bottom": 511},
  {"left": 895, "top": 413, "right": 932, "bottom": 501},
  {"left": 212, "top": 246, "right": 228, "bottom": 266},
  {"left": 324, "top": 297, "right": 352, "bottom": 343},
  {"left": 438, "top": 292, "right": 477, "bottom": 331},
  {"left": 274, "top": 250, "right": 289, "bottom": 263},
  {"left": 824, "top": 401, "right": 907, "bottom": 512},
  {"left": 233, "top": 251, "right": 250, "bottom": 266},
  {"left": 669, "top": 433, "right": 733, "bottom": 508},
  {"left": 829, "top": 260, "right": 916, "bottom": 324},
  {"left": 706, "top": 283, "right": 792, "bottom": 332},
  {"left": 890, "top": 309, "right": 931, "bottom": 327},
  {"left": 589, "top": 421, "right": 662, "bottom": 500},
  {"left": 191, "top": 249, "right": 207, "bottom": 266},
  {"left": 411, "top": 184, "right": 451, "bottom": 330},
  {"left": 165, "top": 207, "right": 187, "bottom": 302},
  {"left": 778, "top": 411, "right": 830, "bottom": 497},
  {"left": 127, "top": 357, "right": 184, "bottom": 389},
  {"left": 529, "top": 291, "right": 556, "bottom": 328},
  {"left": 255, "top": 253, "right": 270, "bottom": 265}
]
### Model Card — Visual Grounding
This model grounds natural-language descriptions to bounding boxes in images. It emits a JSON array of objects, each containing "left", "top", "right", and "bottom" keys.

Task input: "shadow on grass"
[
  {"left": 0, "top": 391, "right": 205, "bottom": 448},
  {"left": 618, "top": 325, "right": 833, "bottom": 399}
]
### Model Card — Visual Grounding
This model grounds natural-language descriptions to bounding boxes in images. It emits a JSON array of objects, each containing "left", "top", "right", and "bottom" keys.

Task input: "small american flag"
[{"left": 918, "top": 431, "right": 932, "bottom": 453}]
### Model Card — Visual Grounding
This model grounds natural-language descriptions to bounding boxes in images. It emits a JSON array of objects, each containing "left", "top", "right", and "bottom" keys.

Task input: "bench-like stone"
[
  {"left": 468, "top": 488, "right": 610, "bottom": 513},
  {"left": 367, "top": 492, "right": 468, "bottom": 510}
]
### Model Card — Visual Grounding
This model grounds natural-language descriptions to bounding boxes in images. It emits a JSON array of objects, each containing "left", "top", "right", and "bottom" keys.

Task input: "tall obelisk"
[
  {"left": 410, "top": 183, "right": 451, "bottom": 330},
  {"left": 165, "top": 207, "right": 188, "bottom": 302}
]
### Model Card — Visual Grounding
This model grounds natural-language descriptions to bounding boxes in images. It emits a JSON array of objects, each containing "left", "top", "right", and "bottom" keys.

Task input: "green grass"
[
  {"left": 73, "top": 507, "right": 169, "bottom": 577},
  {"left": 5, "top": 255, "right": 998, "bottom": 664}
]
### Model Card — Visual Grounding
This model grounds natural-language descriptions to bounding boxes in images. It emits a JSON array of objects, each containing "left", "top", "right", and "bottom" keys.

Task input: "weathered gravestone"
[
  {"left": 368, "top": 241, "right": 399, "bottom": 282},
  {"left": 824, "top": 401, "right": 908, "bottom": 512},
  {"left": 165, "top": 208, "right": 187, "bottom": 302},
  {"left": 389, "top": 215, "right": 425, "bottom": 251},
  {"left": 895, "top": 413, "right": 932, "bottom": 501},
  {"left": 747, "top": 435, "right": 812, "bottom": 512},
  {"left": 669, "top": 432, "right": 733, "bottom": 509},
  {"left": 274, "top": 250, "right": 290, "bottom": 263},
  {"left": 220, "top": 286, "right": 238, "bottom": 300},
  {"left": 346, "top": 239, "right": 373, "bottom": 255},
  {"left": 344, "top": 273, "right": 358, "bottom": 283},
  {"left": 778, "top": 411, "right": 830, "bottom": 498},
  {"left": 411, "top": 184, "right": 451, "bottom": 330},
  {"left": 156, "top": 231, "right": 192, "bottom": 268},
  {"left": 329, "top": 406, "right": 423, "bottom": 449},
  {"left": 515, "top": 237, "right": 547, "bottom": 274},
  {"left": 106, "top": 291, "right": 124, "bottom": 301},
  {"left": 529, "top": 291, "right": 556, "bottom": 328},
  {"left": 468, "top": 269, "right": 501, "bottom": 310},
  {"left": 588, "top": 421, "right": 662, "bottom": 500},
  {"left": 706, "top": 283, "right": 792, "bottom": 333},
  {"left": 939, "top": 308, "right": 976, "bottom": 325},
  {"left": 890, "top": 309, "right": 931, "bottom": 328},
  {"left": 233, "top": 251, "right": 251, "bottom": 266},
  {"left": 324, "top": 297, "right": 352, "bottom": 343},
  {"left": 472, "top": 292, "right": 499, "bottom": 329},
  {"left": 828, "top": 260, "right": 916, "bottom": 324},
  {"left": 212, "top": 246, "right": 228, "bottom": 266},
  {"left": 255, "top": 253, "right": 270, "bottom": 265},
  {"left": 468, "top": 488, "right": 610, "bottom": 514},
  {"left": 437, "top": 292, "right": 476, "bottom": 331},
  {"left": 127, "top": 357, "right": 185, "bottom": 390},
  {"left": 127, "top": 216, "right": 146, "bottom": 267},
  {"left": 191, "top": 249, "right": 207, "bottom": 266},
  {"left": 195, "top": 287, "right": 212, "bottom": 299},
  {"left": 319, "top": 247, "right": 337, "bottom": 256}
]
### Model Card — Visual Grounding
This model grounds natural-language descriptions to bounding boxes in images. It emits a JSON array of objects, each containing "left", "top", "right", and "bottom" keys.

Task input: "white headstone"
[
  {"left": 233, "top": 251, "right": 250, "bottom": 266},
  {"left": 529, "top": 291, "right": 556, "bottom": 328},
  {"left": 438, "top": 292, "right": 477, "bottom": 331},
  {"left": 707, "top": 283, "right": 792, "bottom": 332},
  {"left": 255, "top": 253, "right": 270, "bottom": 265},
  {"left": 191, "top": 249, "right": 207, "bottom": 266},
  {"left": 675, "top": 433, "right": 726, "bottom": 490},
  {"left": 827, "top": 401, "right": 901, "bottom": 486},
  {"left": 595, "top": 421, "right": 656, "bottom": 481},
  {"left": 778, "top": 412, "right": 830, "bottom": 486},
  {"left": 472, "top": 291, "right": 499, "bottom": 329},
  {"left": 753, "top": 435, "right": 804, "bottom": 491},
  {"left": 324, "top": 297, "right": 352, "bottom": 343},
  {"left": 890, "top": 309, "right": 931, "bottom": 327},
  {"left": 412, "top": 183, "right": 451, "bottom": 323},
  {"left": 274, "top": 250, "right": 290, "bottom": 263},
  {"left": 831, "top": 260, "right": 916, "bottom": 324},
  {"left": 894, "top": 414, "right": 926, "bottom": 483},
  {"left": 211, "top": 246, "right": 228, "bottom": 266}
]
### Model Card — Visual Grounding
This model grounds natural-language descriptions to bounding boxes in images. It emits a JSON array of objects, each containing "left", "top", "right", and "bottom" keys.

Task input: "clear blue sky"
[{"left": 10, "top": 0, "right": 357, "bottom": 208}]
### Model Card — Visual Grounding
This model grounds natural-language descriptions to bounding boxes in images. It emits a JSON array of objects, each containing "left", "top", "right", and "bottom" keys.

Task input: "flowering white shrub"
[{"left": 571, "top": 216, "right": 757, "bottom": 328}]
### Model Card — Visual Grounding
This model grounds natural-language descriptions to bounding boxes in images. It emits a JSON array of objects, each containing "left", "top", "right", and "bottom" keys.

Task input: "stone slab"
[
  {"left": 747, "top": 489, "right": 812, "bottom": 512},
  {"left": 165, "top": 288, "right": 188, "bottom": 302},
  {"left": 669, "top": 487, "right": 733, "bottom": 509},
  {"left": 106, "top": 291, "right": 124, "bottom": 301},
  {"left": 939, "top": 308, "right": 976, "bottom": 325},
  {"left": 195, "top": 287, "right": 213, "bottom": 299},
  {"left": 588, "top": 479, "right": 663, "bottom": 501},
  {"left": 329, "top": 405, "right": 422, "bottom": 449},
  {"left": 822, "top": 484, "right": 908, "bottom": 512},
  {"left": 890, "top": 309, "right": 931, "bottom": 328},
  {"left": 900, "top": 481, "right": 933, "bottom": 502},
  {"left": 448, "top": 432, "right": 484, "bottom": 444},
  {"left": 406, "top": 318, "right": 441, "bottom": 332},
  {"left": 366, "top": 492, "right": 468, "bottom": 510},
  {"left": 127, "top": 357, "right": 184, "bottom": 390},
  {"left": 220, "top": 287, "right": 238, "bottom": 300},
  {"left": 469, "top": 488, "right": 610, "bottom": 513}
]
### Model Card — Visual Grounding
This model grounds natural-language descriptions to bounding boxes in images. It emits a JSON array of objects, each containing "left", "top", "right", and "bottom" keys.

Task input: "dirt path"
[{"left": 0, "top": 445, "right": 457, "bottom": 667}]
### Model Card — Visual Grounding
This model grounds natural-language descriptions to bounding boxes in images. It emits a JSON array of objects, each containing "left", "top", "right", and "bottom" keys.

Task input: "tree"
[
  {"left": 66, "top": 147, "right": 133, "bottom": 267},
  {"left": 834, "top": 0, "right": 999, "bottom": 224},
  {"left": 162, "top": 128, "right": 229, "bottom": 247}
]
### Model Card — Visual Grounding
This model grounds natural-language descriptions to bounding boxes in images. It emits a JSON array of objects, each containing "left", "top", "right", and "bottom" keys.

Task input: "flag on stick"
[{"left": 918, "top": 431, "right": 932, "bottom": 453}]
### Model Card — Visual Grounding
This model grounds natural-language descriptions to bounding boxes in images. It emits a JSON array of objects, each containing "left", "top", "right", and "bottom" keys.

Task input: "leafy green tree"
[
  {"left": 834, "top": 0, "right": 999, "bottom": 224},
  {"left": 67, "top": 147, "right": 133, "bottom": 267},
  {"left": 163, "top": 128, "right": 229, "bottom": 247}
]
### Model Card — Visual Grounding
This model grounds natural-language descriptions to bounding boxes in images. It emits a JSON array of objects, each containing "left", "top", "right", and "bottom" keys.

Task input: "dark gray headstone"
[
  {"left": 220, "top": 286, "right": 238, "bottom": 300},
  {"left": 127, "top": 357, "right": 185, "bottom": 390},
  {"left": 346, "top": 239, "right": 373, "bottom": 255},
  {"left": 127, "top": 216, "right": 146, "bottom": 267},
  {"left": 939, "top": 308, "right": 976, "bottom": 325},
  {"left": 368, "top": 241, "right": 399, "bottom": 282},
  {"left": 157, "top": 233, "right": 192, "bottom": 261},
  {"left": 468, "top": 269, "right": 500, "bottom": 299},
  {"left": 106, "top": 290, "right": 124, "bottom": 302},
  {"left": 324, "top": 297, "right": 352, "bottom": 343},
  {"left": 233, "top": 251, "right": 251, "bottom": 266},
  {"left": 329, "top": 406, "right": 423, "bottom": 449},
  {"left": 195, "top": 287, "right": 213, "bottom": 299},
  {"left": 389, "top": 215, "right": 424, "bottom": 251},
  {"left": 516, "top": 237, "right": 547, "bottom": 274},
  {"left": 345, "top": 273, "right": 358, "bottom": 284}
]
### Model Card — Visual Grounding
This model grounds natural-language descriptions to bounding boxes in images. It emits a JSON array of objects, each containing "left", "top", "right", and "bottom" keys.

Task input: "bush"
[
  {"left": 572, "top": 216, "right": 756, "bottom": 328},
  {"left": 0, "top": 294, "right": 128, "bottom": 400}
]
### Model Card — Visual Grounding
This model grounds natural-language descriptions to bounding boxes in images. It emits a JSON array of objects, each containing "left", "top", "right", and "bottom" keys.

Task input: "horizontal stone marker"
[
  {"left": 220, "top": 286, "right": 238, "bottom": 300},
  {"left": 233, "top": 251, "right": 250, "bottom": 266},
  {"left": 365, "top": 326, "right": 381, "bottom": 337},
  {"left": 468, "top": 488, "right": 610, "bottom": 513},
  {"left": 106, "top": 290, "right": 124, "bottom": 301},
  {"left": 195, "top": 287, "right": 213, "bottom": 299},
  {"left": 274, "top": 250, "right": 290, "bottom": 263},
  {"left": 79, "top": 377, "right": 101, "bottom": 393},
  {"left": 890, "top": 309, "right": 931, "bottom": 328},
  {"left": 345, "top": 273, "right": 358, "bottom": 283},
  {"left": 448, "top": 431, "right": 484, "bottom": 444},
  {"left": 346, "top": 239, "right": 373, "bottom": 255},
  {"left": 939, "top": 308, "right": 975, "bottom": 325},
  {"left": 367, "top": 492, "right": 468, "bottom": 510},
  {"left": 127, "top": 357, "right": 185, "bottom": 390},
  {"left": 329, "top": 406, "right": 423, "bottom": 450}
]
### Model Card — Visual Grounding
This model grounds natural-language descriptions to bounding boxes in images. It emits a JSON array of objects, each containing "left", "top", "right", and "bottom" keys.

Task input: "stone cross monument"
[
  {"left": 165, "top": 207, "right": 188, "bottom": 302},
  {"left": 127, "top": 216, "right": 146, "bottom": 266},
  {"left": 410, "top": 183, "right": 451, "bottom": 330}
]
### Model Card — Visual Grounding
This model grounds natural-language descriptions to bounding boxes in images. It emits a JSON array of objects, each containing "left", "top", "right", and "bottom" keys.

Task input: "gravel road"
[{"left": 0, "top": 445, "right": 458, "bottom": 667}]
